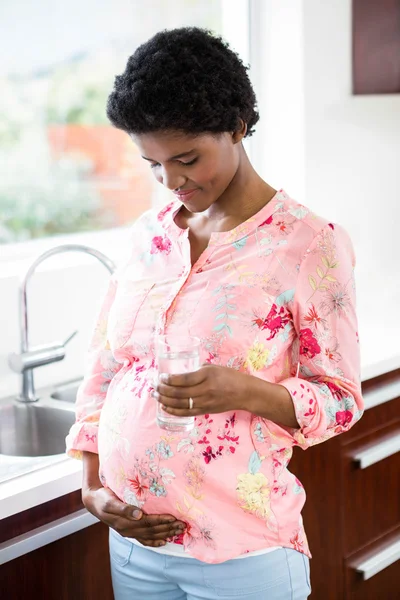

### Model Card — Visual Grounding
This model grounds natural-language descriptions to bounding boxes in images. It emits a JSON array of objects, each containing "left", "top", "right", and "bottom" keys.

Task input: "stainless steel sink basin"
[
  {"left": 0, "top": 397, "right": 76, "bottom": 457},
  {"left": 50, "top": 380, "right": 81, "bottom": 403}
]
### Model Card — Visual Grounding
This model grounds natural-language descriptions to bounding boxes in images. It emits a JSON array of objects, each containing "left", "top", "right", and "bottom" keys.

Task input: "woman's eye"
[
  {"left": 149, "top": 158, "right": 197, "bottom": 169},
  {"left": 179, "top": 158, "right": 198, "bottom": 166}
]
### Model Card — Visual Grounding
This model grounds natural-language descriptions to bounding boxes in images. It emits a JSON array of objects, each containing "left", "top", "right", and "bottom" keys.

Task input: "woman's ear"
[{"left": 232, "top": 119, "right": 247, "bottom": 143}]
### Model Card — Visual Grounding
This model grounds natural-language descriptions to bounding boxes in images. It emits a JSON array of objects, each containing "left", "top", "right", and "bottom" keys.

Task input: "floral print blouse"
[{"left": 66, "top": 189, "right": 363, "bottom": 564}]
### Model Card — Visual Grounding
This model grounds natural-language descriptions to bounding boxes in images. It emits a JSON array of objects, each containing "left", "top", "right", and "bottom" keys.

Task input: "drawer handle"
[
  {"left": 353, "top": 432, "right": 400, "bottom": 469},
  {"left": 353, "top": 538, "right": 400, "bottom": 580},
  {"left": 0, "top": 508, "right": 98, "bottom": 565}
]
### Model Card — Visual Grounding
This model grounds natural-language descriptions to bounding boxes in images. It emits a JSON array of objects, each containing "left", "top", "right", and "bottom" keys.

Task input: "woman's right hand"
[{"left": 83, "top": 485, "right": 186, "bottom": 547}]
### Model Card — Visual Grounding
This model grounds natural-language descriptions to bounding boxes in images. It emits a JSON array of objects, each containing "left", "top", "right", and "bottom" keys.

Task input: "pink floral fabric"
[{"left": 66, "top": 189, "right": 363, "bottom": 564}]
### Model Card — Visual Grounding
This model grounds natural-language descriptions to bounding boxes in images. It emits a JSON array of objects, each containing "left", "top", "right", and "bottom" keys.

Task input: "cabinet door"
[
  {"left": 289, "top": 438, "right": 344, "bottom": 600},
  {"left": 345, "top": 531, "right": 400, "bottom": 600},
  {"left": 342, "top": 424, "right": 400, "bottom": 555},
  {"left": 0, "top": 522, "right": 113, "bottom": 600}
]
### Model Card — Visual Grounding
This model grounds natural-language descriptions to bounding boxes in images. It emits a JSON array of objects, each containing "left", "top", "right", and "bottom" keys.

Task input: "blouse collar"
[{"left": 159, "top": 189, "right": 289, "bottom": 246}]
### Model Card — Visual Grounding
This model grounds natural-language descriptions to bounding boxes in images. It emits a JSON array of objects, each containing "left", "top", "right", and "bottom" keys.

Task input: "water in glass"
[{"left": 156, "top": 337, "right": 200, "bottom": 432}]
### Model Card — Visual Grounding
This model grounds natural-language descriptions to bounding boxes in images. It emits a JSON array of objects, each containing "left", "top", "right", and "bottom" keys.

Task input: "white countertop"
[
  {"left": 361, "top": 353, "right": 400, "bottom": 382},
  {"left": 0, "top": 455, "right": 82, "bottom": 520},
  {"left": 1, "top": 351, "right": 399, "bottom": 524},
  {"left": 358, "top": 313, "right": 400, "bottom": 381}
]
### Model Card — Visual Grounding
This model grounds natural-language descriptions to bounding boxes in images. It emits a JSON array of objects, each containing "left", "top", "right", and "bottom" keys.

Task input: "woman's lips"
[{"left": 174, "top": 189, "right": 199, "bottom": 202}]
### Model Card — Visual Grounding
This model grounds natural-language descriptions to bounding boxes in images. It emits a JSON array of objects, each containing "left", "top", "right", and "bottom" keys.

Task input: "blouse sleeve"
[
  {"left": 66, "top": 276, "right": 122, "bottom": 459},
  {"left": 277, "top": 223, "right": 364, "bottom": 449}
]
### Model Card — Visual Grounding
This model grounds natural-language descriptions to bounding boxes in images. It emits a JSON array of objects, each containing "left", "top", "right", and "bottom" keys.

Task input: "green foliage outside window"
[{"left": 0, "top": 57, "right": 114, "bottom": 244}]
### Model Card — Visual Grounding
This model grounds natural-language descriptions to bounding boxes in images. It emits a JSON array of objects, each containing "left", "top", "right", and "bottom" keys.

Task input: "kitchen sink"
[
  {"left": 50, "top": 380, "right": 81, "bottom": 403},
  {"left": 0, "top": 397, "right": 76, "bottom": 458}
]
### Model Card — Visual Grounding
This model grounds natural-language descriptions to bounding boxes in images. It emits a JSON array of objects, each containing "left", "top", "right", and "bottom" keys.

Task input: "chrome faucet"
[{"left": 8, "top": 244, "right": 116, "bottom": 402}]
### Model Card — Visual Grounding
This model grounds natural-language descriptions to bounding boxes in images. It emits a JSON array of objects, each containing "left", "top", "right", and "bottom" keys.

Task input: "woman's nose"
[{"left": 158, "top": 167, "right": 186, "bottom": 191}]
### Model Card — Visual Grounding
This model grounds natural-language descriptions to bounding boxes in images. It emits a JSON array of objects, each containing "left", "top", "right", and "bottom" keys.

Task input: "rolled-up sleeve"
[
  {"left": 66, "top": 276, "right": 122, "bottom": 459},
  {"left": 279, "top": 223, "right": 364, "bottom": 449}
]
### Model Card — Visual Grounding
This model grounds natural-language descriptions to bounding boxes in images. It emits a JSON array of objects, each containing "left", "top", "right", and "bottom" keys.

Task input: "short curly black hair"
[{"left": 106, "top": 27, "right": 259, "bottom": 137}]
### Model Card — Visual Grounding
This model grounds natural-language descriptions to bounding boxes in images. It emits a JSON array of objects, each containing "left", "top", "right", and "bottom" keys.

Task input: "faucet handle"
[
  {"left": 8, "top": 330, "right": 78, "bottom": 374},
  {"left": 63, "top": 330, "right": 78, "bottom": 346}
]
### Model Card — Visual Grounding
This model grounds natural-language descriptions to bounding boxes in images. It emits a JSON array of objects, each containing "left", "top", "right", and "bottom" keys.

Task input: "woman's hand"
[
  {"left": 82, "top": 485, "right": 186, "bottom": 547},
  {"left": 154, "top": 364, "right": 299, "bottom": 427},
  {"left": 154, "top": 364, "right": 246, "bottom": 417}
]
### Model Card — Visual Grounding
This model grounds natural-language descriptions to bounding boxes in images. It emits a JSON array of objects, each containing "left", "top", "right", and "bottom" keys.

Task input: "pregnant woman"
[{"left": 67, "top": 27, "right": 363, "bottom": 600}]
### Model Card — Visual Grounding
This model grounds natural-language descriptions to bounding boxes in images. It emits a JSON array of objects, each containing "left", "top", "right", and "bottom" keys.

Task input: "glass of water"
[{"left": 155, "top": 335, "right": 201, "bottom": 432}]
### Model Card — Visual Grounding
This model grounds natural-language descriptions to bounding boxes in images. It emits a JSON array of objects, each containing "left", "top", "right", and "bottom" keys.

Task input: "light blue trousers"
[{"left": 109, "top": 529, "right": 311, "bottom": 600}]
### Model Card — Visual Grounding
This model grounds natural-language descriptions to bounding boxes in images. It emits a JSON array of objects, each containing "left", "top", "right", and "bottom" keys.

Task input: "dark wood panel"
[
  {"left": 345, "top": 529, "right": 400, "bottom": 600},
  {"left": 362, "top": 368, "right": 400, "bottom": 392},
  {"left": 290, "top": 437, "right": 344, "bottom": 600},
  {"left": 0, "top": 490, "right": 83, "bottom": 544},
  {"left": 353, "top": 0, "right": 400, "bottom": 95},
  {"left": 0, "top": 522, "right": 113, "bottom": 600},
  {"left": 342, "top": 423, "right": 400, "bottom": 555},
  {"left": 362, "top": 368, "right": 400, "bottom": 390}
]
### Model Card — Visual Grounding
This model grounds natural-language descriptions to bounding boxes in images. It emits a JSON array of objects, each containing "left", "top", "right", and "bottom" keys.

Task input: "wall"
[
  {"left": 255, "top": 0, "right": 400, "bottom": 370},
  {"left": 250, "top": 0, "right": 306, "bottom": 200},
  {"left": 303, "top": 0, "right": 400, "bottom": 367}
]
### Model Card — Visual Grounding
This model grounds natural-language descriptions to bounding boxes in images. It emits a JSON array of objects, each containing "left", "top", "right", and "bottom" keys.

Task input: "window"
[{"left": 0, "top": 0, "right": 248, "bottom": 247}]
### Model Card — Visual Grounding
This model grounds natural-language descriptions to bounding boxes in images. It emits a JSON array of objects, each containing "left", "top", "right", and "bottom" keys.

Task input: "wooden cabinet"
[
  {"left": 0, "top": 492, "right": 113, "bottom": 600},
  {"left": 343, "top": 424, "right": 400, "bottom": 554},
  {"left": 345, "top": 530, "right": 400, "bottom": 600},
  {"left": 0, "top": 522, "right": 113, "bottom": 600},
  {"left": 290, "top": 368, "right": 400, "bottom": 600}
]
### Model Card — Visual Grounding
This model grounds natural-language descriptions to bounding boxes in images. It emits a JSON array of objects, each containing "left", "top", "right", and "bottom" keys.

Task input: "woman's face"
[{"left": 131, "top": 130, "right": 244, "bottom": 213}]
